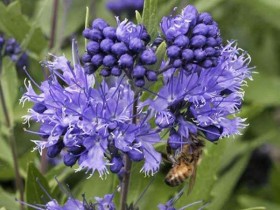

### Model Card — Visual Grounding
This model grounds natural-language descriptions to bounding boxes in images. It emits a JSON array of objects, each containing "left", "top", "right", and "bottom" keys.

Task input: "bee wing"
[{"left": 187, "top": 162, "right": 198, "bottom": 195}]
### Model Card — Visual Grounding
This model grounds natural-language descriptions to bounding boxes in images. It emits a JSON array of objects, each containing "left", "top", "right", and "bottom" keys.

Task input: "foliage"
[{"left": 0, "top": 0, "right": 280, "bottom": 210}]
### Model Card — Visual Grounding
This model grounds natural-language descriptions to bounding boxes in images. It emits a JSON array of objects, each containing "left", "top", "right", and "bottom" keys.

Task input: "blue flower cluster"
[
  {"left": 22, "top": 193, "right": 115, "bottom": 210},
  {"left": 0, "top": 34, "right": 28, "bottom": 70},
  {"left": 107, "top": 0, "right": 144, "bottom": 17},
  {"left": 147, "top": 41, "right": 252, "bottom": 150},
  {"left": 21, "top": 42, "right": 161, "bottom": 177},
  {"left": 82, "top": 18, "right": 157, "bottom": 87},
  {"left": 161, "top": 5, "right": 222, "bottom": 70},
  {"left": 21, "top": 4, "right": 252, "bottom": 180}
]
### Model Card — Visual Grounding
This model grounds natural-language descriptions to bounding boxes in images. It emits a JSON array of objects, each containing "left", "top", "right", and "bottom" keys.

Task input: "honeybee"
[{"left": 164, "top": 136, "right": 204, "bottom": 190}]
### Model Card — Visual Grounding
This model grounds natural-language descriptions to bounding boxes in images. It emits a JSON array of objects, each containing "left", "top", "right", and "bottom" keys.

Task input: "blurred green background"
[{"left": 0, "top": 0, "right": 280, "bottom": 209}]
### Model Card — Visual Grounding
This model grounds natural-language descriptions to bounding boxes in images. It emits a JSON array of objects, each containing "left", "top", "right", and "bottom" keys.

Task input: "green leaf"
[
  {"left": 208, "top": 132, "right": 276, "bottom": 210},
  {"left": 176, "top": 141, "right": 226, "bottom": 209},
  {"left": 0, "top": 139, "right": 13, "bottom": 167},
  {"left": 0, "top": 1, "right": 47, "bottom": 55},
  {"left": 45, "top": 163, "right": 73, "bottom": 188},
  {"left": 0, "top": 187, "right": 19, "bottom": 210},
  {"left": 71, "top": 171, "right": 118, "bottom": 206},
  {"left": 135, "top": 10, "right": 142, "bottom": 24},
  {"left": 207, "top": 149, "right": 251, "bottom": 210},
  {"left": 0, "top": 57, "right": 18, "bottom": 124},
  {"left": 244, "top": 74, "right": 280, "bottom": 106},
  {"left": 35, "top": 0, "right": 91, "bottom": 50},
  {"left": 126, "top": 162, "right": 179, "bottom": 209},
  {"left": 151, "top": 41, "right": 166, "bottom": 71},
  {"left": 26, "top": 162, "right": 52, "bottom": 209},
  {"left": 238, "top": 195, "right": 280, "bottom": 210},
  {"left": 195, "top": 0, "right": 225, "bottom": 11},
  {"left": 142, "top": 0, "right": 159, "bottom": 40}
]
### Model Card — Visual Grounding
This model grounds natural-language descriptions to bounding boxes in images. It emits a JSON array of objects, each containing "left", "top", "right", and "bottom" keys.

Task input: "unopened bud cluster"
[
  {"left": 0, "top": 34, "right": 28, "bottom": 70},
  {"left": 82, "top": 18, "right": 157, "bottom": 87}
]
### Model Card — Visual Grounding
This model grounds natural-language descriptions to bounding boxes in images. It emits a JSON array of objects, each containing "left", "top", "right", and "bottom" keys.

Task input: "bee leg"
[{"left": 166, "top": 144, "right": 177, "bottom": 165}]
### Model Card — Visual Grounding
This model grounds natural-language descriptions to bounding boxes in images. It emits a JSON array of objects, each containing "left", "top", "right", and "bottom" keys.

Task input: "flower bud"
[
  {"left": 182, "top": 49, "right": 194, "bottom": 61},
  {"left": 87, "top": 41, "right": 100, "bottom": 54},
  {"left": 111, "top": 66, "right": 122, "bottom": 76},
  {"left": 100, "top": 38, "right": 114, "bottom": 53},
  {"left": 119, "top": 54, "right": 134, "bottom": 68},
  {"left": 140, "top": 49, "right": 157, "bottom": 65},
  {"left": 127, "top": 149, "right": 144, "bottom": 161},
  {"left": 91, "top": 54, "right": 104, "bottom": 66},
  {"left": 182, "top": 5, "right": 198, "bottom": 27},
  {"left": 88, "top": 29, "right": 103, "bottom": 41},
  {"left": 135, "top": 78, "right": 145, "bottom": 87},
  {"left": 47, "top": 141, "right": 64, "bottom": 158},
  {"left": 198, "top": 12, "right": 213, "bottom": 24},
  {"left": 167, "top": 45, "right": 181, "bottom": 59},
  {"left": 174, "top": 35, "right": 189, "bottom": 48},
  {"left": 193, "top": 23, "right": 208, "bottom": 36},
  {"left": 32, "top": 102, "right": 47, "bottom": 113},
  {"left": 111, "top": 42, "right": 128, "bottom": 56},
  {"left": 129, "top": 38, "right": 145, "bottom": 53},
  {"left": 63, "top": 153, "right": 78, "bottom": 167},
  {"left": 82, "top": 28, "right": 91, "bottom": 39},
  {"left": 110, "top": 156, "right": 123, "bottom": 173},
  {"left": 194, "top": 49, "right": 206, "bottom": 61},
  {"left": 145, "top": 70, "right": 157, "bottom": 81},
  {"left": 84, "top": 63, "right": 97, "bottom": 74},
  {"left": 103, "top": 55, "right": 116, "bottom": 67},
  {"left": 100, "top": 68, "right": 111, "bottom": 77},
  {"left": 92, "top": 18, "right": 109, "bottom": 30},
  {"left": 82, "top": 53, "right": 92, "bottom": 63},
  {"left": 190, "top": 35, "right": 206, "bottom": 48},
  {"left": 202, "top": 125, "right": 223, "bottom": 142},
  {"left": 168, "top": 131, "right": 181, "bottom": 150},
  {"left": 68, "top": 145, "right": 85, "bottom": 155},
  {"left": 173, "top": 59, "right": 182, "bottom": 68},
  {"left": 132, "top": 65, "right": 146, "bottom": 78},
  {"left": 103, "top": 26, "right": 116, "bottom": 39}
]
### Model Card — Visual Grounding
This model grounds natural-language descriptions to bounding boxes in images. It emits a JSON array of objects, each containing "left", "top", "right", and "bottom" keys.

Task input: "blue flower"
[
  {"left": 21, "top": 40, "right": 161, "bottom": 177},
  {"left": 95, "top": 194, "right": 116, "bottom": 210},
  {"left": 147, "top": 41, "right": 252, "bottom": 148},
  {"left": 18, "top": 178, "right": 116, "bottom": 210}
]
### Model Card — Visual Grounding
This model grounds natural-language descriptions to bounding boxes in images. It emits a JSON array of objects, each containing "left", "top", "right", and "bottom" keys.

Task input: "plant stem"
[
  {"left": 119, "top": 93, "right": 139, "bottom": 210},
  {"left": 0, "top": 75, "right": 24, "bottom": 210},
  {"left": 49, "top": 0, "right": 59, "bottom": 50}
]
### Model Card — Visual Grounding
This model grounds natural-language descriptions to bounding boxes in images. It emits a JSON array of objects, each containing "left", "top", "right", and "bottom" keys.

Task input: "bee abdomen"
[{"left": 164, "top": 168, "right": 191, "bottom": 187}]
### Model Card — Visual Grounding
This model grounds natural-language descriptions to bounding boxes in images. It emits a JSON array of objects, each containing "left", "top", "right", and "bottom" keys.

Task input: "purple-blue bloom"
[
  {"left": 21, "top": 193, "right": 115, "bottom": 210},
  {"left": 82, "top": 18, "right": 157, "bottom": 87},
  {"left": 21, "top": 41, "right": 161, "bottom": 177},
  {"left": 146, "top": 41, "right": 252, "bottom": 149}
]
